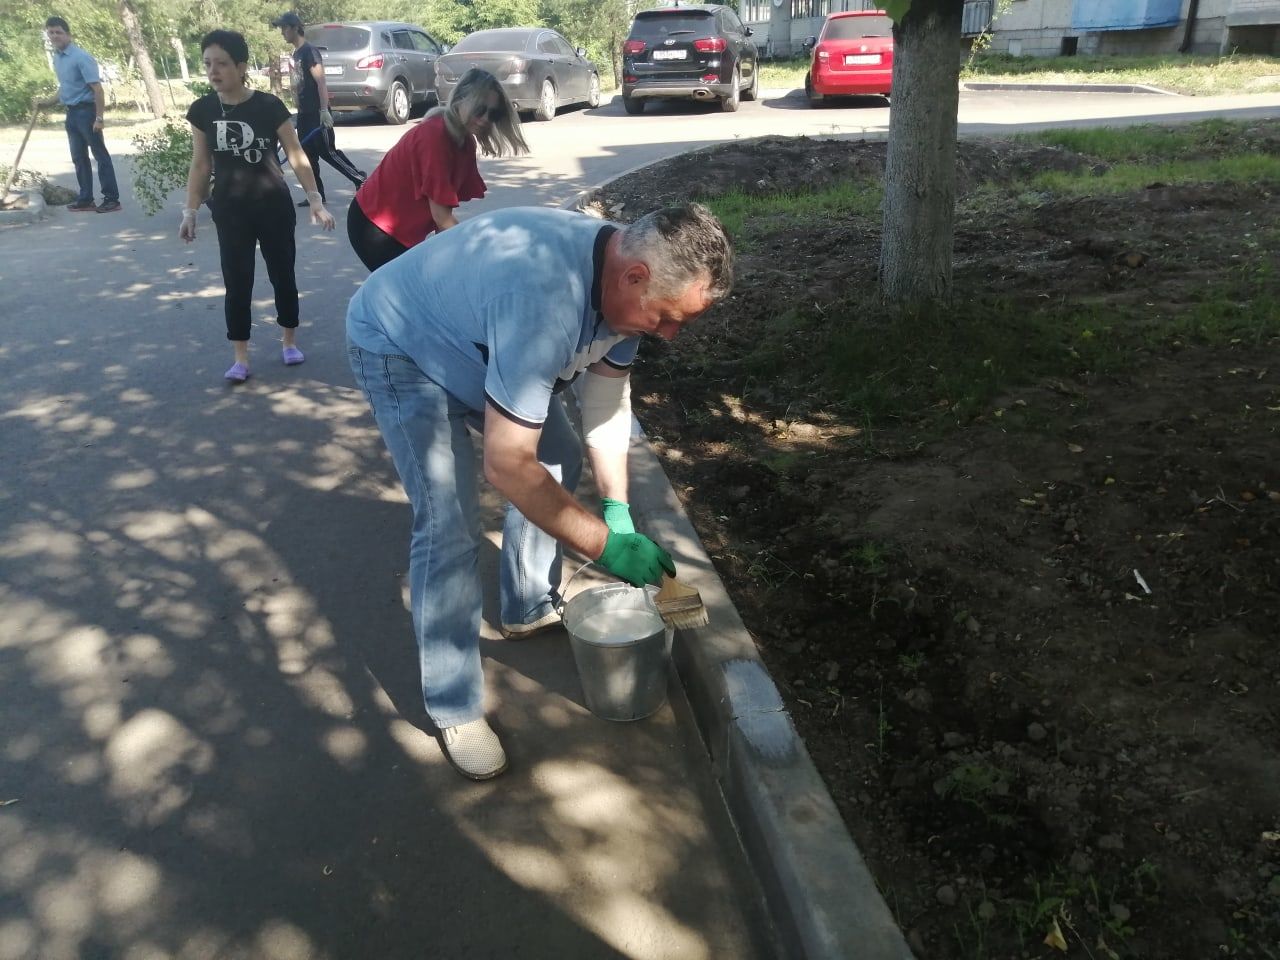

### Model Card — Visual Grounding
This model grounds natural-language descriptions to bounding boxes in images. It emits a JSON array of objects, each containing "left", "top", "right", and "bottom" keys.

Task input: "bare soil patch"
[{"left": 593, "top": 131, "right": 1280, "bottom": 958}]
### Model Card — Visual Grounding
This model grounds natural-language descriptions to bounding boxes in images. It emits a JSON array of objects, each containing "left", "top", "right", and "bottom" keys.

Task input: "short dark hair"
[
  {"left": 201, "top": 29, "right": 250, "bottom": 65},
  {"left": 45, "top": 16, "right": 70, "bottom": 32}
]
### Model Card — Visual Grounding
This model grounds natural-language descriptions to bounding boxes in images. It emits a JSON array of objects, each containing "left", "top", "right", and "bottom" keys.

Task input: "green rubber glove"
[
  {"left": 601, "top": 498, "right": 635, "bottom": 535},
  {"left": 598, "top": 531, "right": 676, "bottom": 588}
]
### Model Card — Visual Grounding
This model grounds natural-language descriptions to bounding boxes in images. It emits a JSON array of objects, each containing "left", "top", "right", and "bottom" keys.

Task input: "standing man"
[
  {"left": 271, "top": 12, "right": 365, "bottom": 208},
  {"left": 37, "top": 16, "right": 121, "bottom": 213},
  {"left": 345, "top": 204, "right": 734, "bottom": 781}
]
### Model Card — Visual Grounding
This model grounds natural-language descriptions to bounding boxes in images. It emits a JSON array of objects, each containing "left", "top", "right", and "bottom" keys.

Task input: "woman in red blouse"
[{"left": 347, "top": 68, "right": 528, "bottom": 271}]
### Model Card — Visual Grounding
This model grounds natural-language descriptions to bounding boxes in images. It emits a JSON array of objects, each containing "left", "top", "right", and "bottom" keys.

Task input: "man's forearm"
[
  {"left": 487, "top": 458, "right": 609, "bottom": 561},
  {"left": 93, "top": 85, "right": 105, "bottom": 119},
  {"left": 587, "top": 447, "right": 628, "bottom": 504}
]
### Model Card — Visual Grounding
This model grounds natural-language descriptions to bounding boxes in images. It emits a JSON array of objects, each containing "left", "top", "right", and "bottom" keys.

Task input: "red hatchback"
[{"left": 803, "top": 10, "right": 894, "bottom": 105}]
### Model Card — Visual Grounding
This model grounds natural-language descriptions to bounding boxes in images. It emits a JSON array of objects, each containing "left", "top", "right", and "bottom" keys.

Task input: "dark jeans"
[
  {"left": 210, "top": 192, "right": 298, "bottom": 341},
  {"left": 64, "top": 103, "right": 118, "bottom": 203},
  {"left": 347, "top": 197, "right": 410, "bottom": 272},
  {"left": 297, "top": 113, "right": 364, "bottom": 202}
]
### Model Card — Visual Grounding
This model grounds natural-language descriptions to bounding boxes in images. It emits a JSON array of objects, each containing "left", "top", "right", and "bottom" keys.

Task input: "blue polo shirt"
[
  {"left": 52, "top": 43, "right": 101, "bottom": 107},
  {"left": 347, "top": 207, "right": 639, "bottom": 428}
]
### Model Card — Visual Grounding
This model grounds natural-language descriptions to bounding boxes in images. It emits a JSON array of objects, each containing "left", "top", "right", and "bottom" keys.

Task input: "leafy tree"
[{"left": 879, "top": 0, "right": 964, "bottom": 307}]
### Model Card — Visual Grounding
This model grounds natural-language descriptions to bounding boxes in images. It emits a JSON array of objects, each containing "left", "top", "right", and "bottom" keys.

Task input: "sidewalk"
[{"left": 0, "top": 196, "right": 773, "bottom": 960}]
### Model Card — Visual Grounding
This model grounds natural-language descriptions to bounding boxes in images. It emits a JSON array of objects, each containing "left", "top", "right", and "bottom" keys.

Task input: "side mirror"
[
  {"left": 744, "top": 26, "right": 753, "bottom": 37},
  {"left": 576, "top": 46, "right": 587, "bottom": 57},
  {"left": 802, "top": 36, "right": 817, "bottom": 51},
  {"left": 441, "top": 44, "right": 451, "bottom": 53}
]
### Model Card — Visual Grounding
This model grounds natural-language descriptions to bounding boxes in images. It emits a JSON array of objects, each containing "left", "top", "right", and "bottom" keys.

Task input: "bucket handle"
[{"left": 556, "top": 559, "right": 659, "bottom": 619}]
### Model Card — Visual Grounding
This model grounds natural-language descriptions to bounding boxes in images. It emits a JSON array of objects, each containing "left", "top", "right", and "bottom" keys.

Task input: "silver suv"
[{"left": 311, "top": 21, "right": 447, "bottom": 124}]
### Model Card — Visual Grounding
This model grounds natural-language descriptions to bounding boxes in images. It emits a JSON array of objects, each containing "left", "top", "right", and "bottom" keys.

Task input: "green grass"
[
  {"left": 757, "top": 52, "right": 1280, "bottom": 96},
  {"left": 963, "top": 51, "right": 1280, "bottom": 96},
  {"left": 709, "top": 179, "right": 882, "bottom": 237},
  {"left": 1030, "top": 152, "right": 1280, "bottom": 194},
  {"left": 1015, "top": 118, "right": 1246, "bottom": 161}
]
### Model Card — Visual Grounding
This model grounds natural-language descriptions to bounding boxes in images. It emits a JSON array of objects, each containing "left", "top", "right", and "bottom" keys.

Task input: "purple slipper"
[
  {"left": 224, "top": 362, "right": 250, "bottom": 383},
  {"left": 282, "top": 346, "right": 305, "bottom": 366}
]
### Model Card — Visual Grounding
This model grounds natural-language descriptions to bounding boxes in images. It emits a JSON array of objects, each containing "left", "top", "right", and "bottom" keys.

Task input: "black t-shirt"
[
  {"left": 292, "top": 42, "right": 322, "bottom": 115},
  {"left": 187, "top": 91, "right": 292, "bottom": 203}
]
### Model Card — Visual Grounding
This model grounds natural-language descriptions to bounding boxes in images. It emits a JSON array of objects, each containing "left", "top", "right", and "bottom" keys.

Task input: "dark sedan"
[{"left": 433, "top": 28, "right": 602, "bottom": 121}]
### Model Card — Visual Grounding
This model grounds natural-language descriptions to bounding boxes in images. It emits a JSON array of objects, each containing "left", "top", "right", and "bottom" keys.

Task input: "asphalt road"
[{"left": 2, "top": 86, "right": 1279, "bottom": 960}]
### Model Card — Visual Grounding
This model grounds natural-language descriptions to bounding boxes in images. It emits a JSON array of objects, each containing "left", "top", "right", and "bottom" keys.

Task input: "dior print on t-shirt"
[{"left": 214, "top": 120, "right": 272, "bottom": 164}]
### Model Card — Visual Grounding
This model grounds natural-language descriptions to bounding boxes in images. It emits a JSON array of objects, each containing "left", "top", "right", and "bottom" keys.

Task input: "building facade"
[{"left": 739, "top": 0, "right": 1280, "bottom": 57}]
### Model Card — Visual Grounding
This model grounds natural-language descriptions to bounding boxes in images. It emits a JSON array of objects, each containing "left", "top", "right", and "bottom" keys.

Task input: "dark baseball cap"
[{"left": 271, "top": 11, "right": 303, "bottom": 28}]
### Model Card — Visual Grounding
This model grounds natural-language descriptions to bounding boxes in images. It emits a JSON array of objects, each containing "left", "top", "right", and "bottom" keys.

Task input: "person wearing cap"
[
  {"left": 344, "top": 203, "right": 734, "bottom": 779},
  {"left": 34, "top": 16, "right": 121, "bottom": 213},
  {"left": 273, "top": 12, "right": 365, "bottom": 207}
]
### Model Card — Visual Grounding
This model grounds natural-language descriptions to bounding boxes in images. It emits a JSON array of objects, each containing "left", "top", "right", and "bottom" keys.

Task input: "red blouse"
[{"left": 355, "top": 112, "right": 487, "bottom": 248}]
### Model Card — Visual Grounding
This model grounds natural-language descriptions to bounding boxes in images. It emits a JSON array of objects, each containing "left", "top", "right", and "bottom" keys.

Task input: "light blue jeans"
[{"left": 348, "top": 343, "right": 581, "bottom": 727}]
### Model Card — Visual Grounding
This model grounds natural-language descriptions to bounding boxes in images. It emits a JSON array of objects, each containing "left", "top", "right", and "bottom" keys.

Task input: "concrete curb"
[
  {"left": 962, "top": 80, "right": 1179, "bottom": 95},
  {"left": 562, "top": 197, "right": 914, "bottom": 960},
  {"left": 0, "top": 189, "right": 47, "bottom": 226}
]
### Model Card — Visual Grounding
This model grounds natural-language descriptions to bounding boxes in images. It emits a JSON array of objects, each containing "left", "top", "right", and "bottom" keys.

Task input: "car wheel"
[
  {"left": 721, "top": 68, "right": 740, "bottom": 112},
  {"left": 622, "top": 93, "right": 644, "bottom": 115},
  {"left": 384, "top": 80, "right": 411, "bottom": 124},
  {"left": 587, "top": 73, "right": 601, "bottom": 109},
  {"left": 805, "top": 72, "right": 824, "bottom": 106},
  {"left": 534, "top": 78, "right": 556, "bottom": 121},
  {"left": 743, "top": 64, "right": 759, "bottom": 102}
]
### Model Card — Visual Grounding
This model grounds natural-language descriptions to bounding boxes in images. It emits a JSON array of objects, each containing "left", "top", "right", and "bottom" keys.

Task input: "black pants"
[
  {"left": 211, "top": 192, "right": 298, "bottom": 341},
  {"left": 297, "top": 113, "right": 365, "bottom": 202},
  {"left": 348, "top": 197, "right": 410, "bottom": 272}
]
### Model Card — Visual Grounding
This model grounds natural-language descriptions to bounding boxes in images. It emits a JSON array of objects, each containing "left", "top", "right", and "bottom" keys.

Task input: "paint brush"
[{"left": 654, "top": 574, "right": 709, "bottom": 630}]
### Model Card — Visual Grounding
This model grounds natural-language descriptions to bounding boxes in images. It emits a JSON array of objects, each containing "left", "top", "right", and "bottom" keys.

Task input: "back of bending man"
[
  {"left": 345, "top": 204, "right": 734, "bottom": 781},
  {"left": 273, "top": 11, "right": 365, "bottom": 206}
]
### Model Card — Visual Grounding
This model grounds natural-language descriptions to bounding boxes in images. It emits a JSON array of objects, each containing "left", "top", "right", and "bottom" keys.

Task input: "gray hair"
[
  {"left": 618, "top": 204, "right": 734, "bottom": 303},
  {"left": 431, "top": 68, "right": 529, "bottom": 159}
]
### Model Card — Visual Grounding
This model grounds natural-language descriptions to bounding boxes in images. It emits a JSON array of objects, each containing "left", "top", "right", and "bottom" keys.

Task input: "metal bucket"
[{"left": 561, "top": 581, "right": 673, "bottom": 722}]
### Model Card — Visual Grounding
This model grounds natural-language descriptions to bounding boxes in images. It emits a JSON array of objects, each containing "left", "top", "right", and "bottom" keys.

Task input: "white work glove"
[
  {"left": 307, "top": 191, "right": 335, "bottom": 231},
  {"left": 319, "top": 108, "right": 334, "bottom": 128}
]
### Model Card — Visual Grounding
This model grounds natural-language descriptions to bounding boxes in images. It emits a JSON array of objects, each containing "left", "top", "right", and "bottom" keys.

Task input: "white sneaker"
[
  {"left": 499, "top": 609, "right": 562, "bottom": 640},
  {"left": 440, "top": 718, "right": 508, "bottom": 780}
]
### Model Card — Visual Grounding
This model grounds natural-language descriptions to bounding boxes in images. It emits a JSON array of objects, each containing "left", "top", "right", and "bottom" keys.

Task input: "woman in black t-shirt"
[{"left": 180, "top": 29, "right": 335, "bottom": 383}]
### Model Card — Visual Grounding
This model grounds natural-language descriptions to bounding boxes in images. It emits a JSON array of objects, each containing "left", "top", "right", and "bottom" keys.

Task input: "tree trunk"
[
  {"left": 171, "top": 37, "right": 190, "bottom": 82},
  {"left": 878, "top": 0, "right": 963, "bottom": 306},
  {"left": 767, "top": 0, "right": 793, "bottom": 58},
  {"left": 117, "top": 0, "right": 167, "bottom": 118}
]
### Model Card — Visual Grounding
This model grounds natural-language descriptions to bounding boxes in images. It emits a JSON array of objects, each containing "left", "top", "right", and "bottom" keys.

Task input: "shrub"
[{"left": 131, "top": 120, "right": 192, "bottom": 215}]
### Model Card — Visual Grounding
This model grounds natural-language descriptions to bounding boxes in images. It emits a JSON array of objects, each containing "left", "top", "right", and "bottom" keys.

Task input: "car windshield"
[
  {"left": 630, "top": 11, "right": 715, "bottom": 40},
  {"left": 824, "top": 15, "right": 893, "bottom": 40},
  {"left": 451, "top": 30, "right": 532, "bottom": 52},
  {"left": 313, "top": 26, "right": 370, "bottom": 51}
]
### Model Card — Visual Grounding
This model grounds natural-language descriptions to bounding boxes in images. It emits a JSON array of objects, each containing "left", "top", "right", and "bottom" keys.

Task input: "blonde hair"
[{"left": 430, "top": 68, "right": 529, "bottom": 158}]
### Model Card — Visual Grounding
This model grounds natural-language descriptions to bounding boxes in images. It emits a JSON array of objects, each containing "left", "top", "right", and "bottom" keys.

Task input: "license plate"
[
  {"left": 845, "top": 54, "right": 881, "bottom": 65},
  {"left": 652, "top": 49, "right": 687, "bottom": 61},
  {"left": 324, "top": 65, "right": 343, "bottom": 76}
]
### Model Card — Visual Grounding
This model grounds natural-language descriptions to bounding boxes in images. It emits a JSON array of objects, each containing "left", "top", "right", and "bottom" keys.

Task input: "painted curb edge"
[{"left": 560, "top": 186, "right": 915, "bottom": 960}]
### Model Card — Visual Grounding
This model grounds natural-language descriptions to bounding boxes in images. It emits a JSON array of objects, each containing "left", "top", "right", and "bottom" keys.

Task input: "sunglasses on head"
[{"left": 471, "top": 103, "right": 504, "bottom": 122}]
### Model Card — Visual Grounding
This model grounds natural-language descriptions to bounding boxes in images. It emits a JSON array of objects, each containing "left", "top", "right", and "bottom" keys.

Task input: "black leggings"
[
  {"left": 348, "top": 197, "right": 410, "bottom": 272},
  {"left": 211, "top": 192, "right": 298, "bottom": 341}
]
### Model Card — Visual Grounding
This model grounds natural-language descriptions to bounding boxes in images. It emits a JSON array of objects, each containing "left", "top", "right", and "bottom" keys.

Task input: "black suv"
[
  {"left": 312, "top": 21, "right": 446, "bottom": 124},
  {"left": 621, "top": 4, "right": 758, "bottom": 114}
]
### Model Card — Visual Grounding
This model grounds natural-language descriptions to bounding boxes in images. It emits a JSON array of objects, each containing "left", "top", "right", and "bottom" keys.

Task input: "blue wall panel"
[{"left": 1072, "top": 0, "right": 1182, "bottom": 30}]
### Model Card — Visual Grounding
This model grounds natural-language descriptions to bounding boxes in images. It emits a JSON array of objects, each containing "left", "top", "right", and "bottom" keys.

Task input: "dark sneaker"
[
  {"left": 96, "top": 199, "right": 122, "bottom": 213},
  {"left": 66, "top": 199, "right": 96, "bottom": 212}
]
